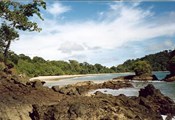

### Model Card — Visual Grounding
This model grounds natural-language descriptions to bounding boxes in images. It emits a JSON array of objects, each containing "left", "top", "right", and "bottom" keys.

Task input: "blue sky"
[{"left": 11, "top": 1, "right": 175, "bottom": 67}]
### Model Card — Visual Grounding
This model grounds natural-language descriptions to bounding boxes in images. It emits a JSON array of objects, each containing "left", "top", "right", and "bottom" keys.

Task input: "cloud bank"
[{"left": 11, "top": 2, "right": 175, "bottom": 66}]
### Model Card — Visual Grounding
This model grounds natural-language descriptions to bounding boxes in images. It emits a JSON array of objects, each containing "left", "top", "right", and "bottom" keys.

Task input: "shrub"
[{"left": 132, "top": 60, "right": 152, "bottom": 76}]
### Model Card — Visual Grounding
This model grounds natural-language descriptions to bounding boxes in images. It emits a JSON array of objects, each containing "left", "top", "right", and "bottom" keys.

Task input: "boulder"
[
  {"left": 74, "top": 81, "right": 94, "bottom": 86},
  {"left": 58, "top": 86, "right": 79, "bottom": 96},
  {"left": 29, "top": 87, "right": 164, "bottom": 120},
  {"left": 52, "top": 86, "right": 60, "bottom": 92},
  {"left": 164, "top": 74, "right": 175, "bottom": 82},
  {"left": 102, "top": 80, "right": 133, "bottom": 89},
  {"left": 113, "top": 75, "right": 134, "bottom": 81},
  {"left": 132, "top": 75, "right": 158, "bottom": 81},
  {"left": 139, "top": 84, "right": 161, "bottom": 97},
  {"left": 27, "top": 80, "right": 45, "bottom": 88},
  {"left": 138, "top": 84, "right": 175, "bottom": 116}
]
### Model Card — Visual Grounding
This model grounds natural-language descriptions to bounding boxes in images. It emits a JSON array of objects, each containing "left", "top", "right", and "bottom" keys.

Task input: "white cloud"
[
  {"left": 11, "top": 2, "right": 175, "bottom": 66},
  {"left": 47, "top": 2, "right": 71, "bottom": 16},
  {"left": 58, "top": 41, "right": 85, "bottom": 54},
  {"left": 148, "top": 40, "right": 175, "bottom": 52}
]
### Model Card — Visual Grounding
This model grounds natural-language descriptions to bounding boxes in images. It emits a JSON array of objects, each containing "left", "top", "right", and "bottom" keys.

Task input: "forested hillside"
[
  {"left": 115, "top": 50, "right": 172, "bottom": 72},
  {"left": 0, "top": 50, "right": 173, "bottom": 77},
  {"left": 3, "top": 52, "right": 115, "bottom": 77}
]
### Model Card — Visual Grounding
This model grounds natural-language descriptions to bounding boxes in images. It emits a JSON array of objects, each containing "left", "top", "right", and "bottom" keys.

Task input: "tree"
[
  {"left": 33, "top": 56, "right": 45, "bottom": 63},
  {"left": 0, "top": 23, "right": 19, "bottom": 63},
  {"left": 0, "top": 0, "right": 46, "bottom": 63},
  {"left": 132, "top": 60, "right": 152, "bottom": 76}
]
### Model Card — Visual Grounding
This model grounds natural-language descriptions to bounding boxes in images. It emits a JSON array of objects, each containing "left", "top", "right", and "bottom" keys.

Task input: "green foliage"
[
  {"left": 115, "top": 50, "right": 171, "bottom": 72},
  {"left": 0, "top": 23, "right": 19, "bottom": 62},
  {"left": 132, "top": 60, "right": 152, "bottom": 76},
  {"left": 0, "top": 0, "right": 46, "bottom": 32},
  {"left": 0, "top": 0, "right": 46, "bottom": 64},
  {"left": 6, "top": 53, "right": 114, "bottom": 77}
]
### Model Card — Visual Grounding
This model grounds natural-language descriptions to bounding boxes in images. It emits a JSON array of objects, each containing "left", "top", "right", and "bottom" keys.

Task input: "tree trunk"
[{"left": 3, "top": 40, "right": 11, "bottom": 64}]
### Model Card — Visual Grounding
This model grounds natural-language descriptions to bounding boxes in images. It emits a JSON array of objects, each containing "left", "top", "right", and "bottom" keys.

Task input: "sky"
[{"left": 11, "top": 1, "right": 175, "bottom": 67}]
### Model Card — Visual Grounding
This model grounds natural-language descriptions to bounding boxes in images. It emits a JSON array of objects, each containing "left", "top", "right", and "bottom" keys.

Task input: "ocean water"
[
  {"left": 80, "top": 71, "right": 175, "bottom": 101},
  {"left": 45, "top": 71, "right": 175, "bottom": 101},
  {"left": 44, "top": 71, "right": 175, "bottom": 120}
]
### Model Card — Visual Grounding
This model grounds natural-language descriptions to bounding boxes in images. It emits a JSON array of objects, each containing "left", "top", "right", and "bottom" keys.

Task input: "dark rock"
[
  {"left": 113, "top": 74, "right": 158, "bottom": 81},
  {"left": 76, "top": 86, "right": 88, "bottom": 95},
  {"left": 139, "top": 84, "right": 161, "bottom": 97},
  {"left": 29, "top": 91, "right": 163, "bottom": 120},
  {"left": 0, "top": 71, "right": 8, "bottom": 79},
  {"left": 113, "top": 75, "right": 134, "bottom": 81},
  {"left": 3, "top": 68, "right": 12, "bottom": 74},
  {"left": 58, "top": 86, "right": 79, "bottom": 96},
  {"left": 132, "top": 75, "right": 158, "bottom": 81},
  {"left": 165, "top": 114, "right": 174, "bottom": 120},
  {"left": 139, "top": 84, "right": 175, "bottom": 115},
  {"left": 164, "top": 74, "right": 175, "bottom": 82},
  {"left": 74, "top": 81, "right": 94, "bottom": 86},
  {"left": 52, "top": 86, "right": 60, "bottom": 92},
  {"left": 6, "top": 63, "right": 14, "bottom": 69},
  {"left": 68, "top": 103, "right": 86, "bottom": 118},
  {"left": 54, "top": 80, "right": 133, "bottom": 96},
  {"left": 27, "top": 80, "right": 45, "bottom": 88},
  {"left": 102, "top": 80, "right": 133, "bottom": 89},
  {"left": 94, "top": 91, "right": 105, "bottom": 96}
]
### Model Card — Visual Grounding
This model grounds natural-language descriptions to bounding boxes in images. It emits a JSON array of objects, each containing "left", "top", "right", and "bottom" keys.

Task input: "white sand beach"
[
  {"left": 29, "top": 75, "right": 86, "bottom": 81},
  {"left": 29, "top": 74, "right": 110, "bottom": 87}
]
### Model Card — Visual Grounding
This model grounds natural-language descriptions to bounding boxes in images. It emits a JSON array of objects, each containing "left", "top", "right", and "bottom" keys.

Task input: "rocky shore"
[
  {"left": 0, "top": 71, "right": 175, "bottom": 120},
  {"left": 113, "top": 74, "right": 158, "bottom": 81},
  {"left": 30, "top": 84, "right": 175, "bottom": 120},
  {"left": 164, "top": 74, "right": 175, "bottom": 82}
]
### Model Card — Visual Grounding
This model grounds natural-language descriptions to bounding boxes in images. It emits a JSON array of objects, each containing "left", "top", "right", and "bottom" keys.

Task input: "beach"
[{"left": 29, "top": 75, "right": 86, "bottom": 81}]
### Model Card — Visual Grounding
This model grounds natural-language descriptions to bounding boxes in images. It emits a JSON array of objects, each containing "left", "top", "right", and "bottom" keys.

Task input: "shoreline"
[
  {"left": 29, "top": 75, "right": 86, "bottom": 81},
  {"left": 29, "top": 72, "right": 134, "bottom": 82}
]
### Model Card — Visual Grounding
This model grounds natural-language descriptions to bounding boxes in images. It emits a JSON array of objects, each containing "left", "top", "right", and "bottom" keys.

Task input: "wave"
[{"left": 131, "top": 80, "right": 164, "bottom": 83}]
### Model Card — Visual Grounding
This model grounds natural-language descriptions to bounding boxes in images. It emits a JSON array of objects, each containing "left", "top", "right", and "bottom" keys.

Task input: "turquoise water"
[
  {"left": 71, "top": 73, "right": 134, "bottom": 81},
  {"left": 70, "top": 71, "right": 175, "bottom": 101},
  {"left": 71, "top": 71, "right": 169, "bottom": 81},
  {"left": 45, "top": 71, "right": 175, "bottom": 101}
]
